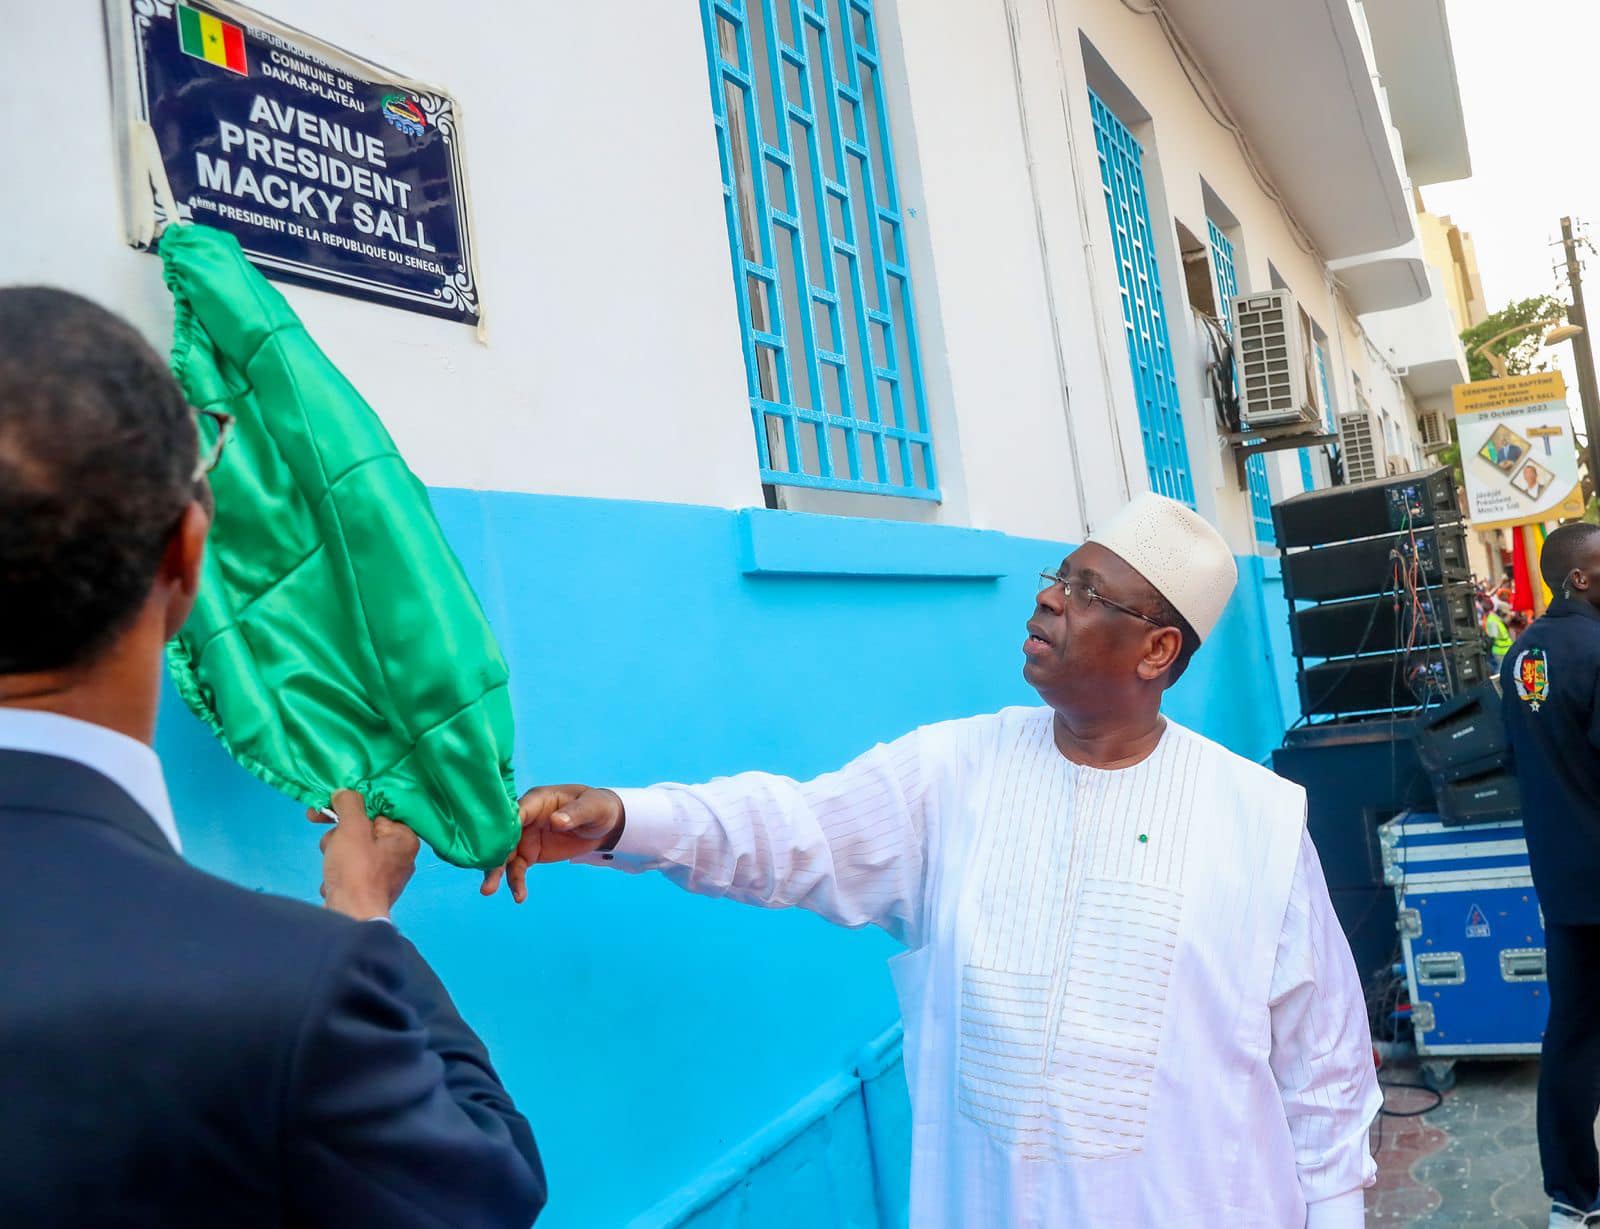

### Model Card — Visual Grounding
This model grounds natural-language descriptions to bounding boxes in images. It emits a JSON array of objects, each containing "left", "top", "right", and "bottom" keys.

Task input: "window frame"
[{"left": 700, "top": 0, "right": 940, "bottom": 502}]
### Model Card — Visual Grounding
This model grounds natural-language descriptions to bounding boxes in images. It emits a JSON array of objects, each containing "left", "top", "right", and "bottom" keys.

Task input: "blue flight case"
[{"left": 1379, "top": 812, "right": 1548, "bottom": 1067}]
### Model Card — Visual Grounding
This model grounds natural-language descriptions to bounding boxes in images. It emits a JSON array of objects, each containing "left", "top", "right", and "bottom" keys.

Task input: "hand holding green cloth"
[{"left": 161, "top": 225, "right": 518, "bottom": 869}]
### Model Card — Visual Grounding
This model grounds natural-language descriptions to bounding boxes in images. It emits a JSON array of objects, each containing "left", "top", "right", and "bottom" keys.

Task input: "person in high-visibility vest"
[{"left": 1485, "top": 601, "right": 1514, "bottom": 669}]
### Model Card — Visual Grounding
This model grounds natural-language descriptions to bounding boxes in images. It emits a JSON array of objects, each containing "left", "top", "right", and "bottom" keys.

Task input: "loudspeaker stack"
[{"left": 1275, "top": 468, "right": 1488, "bottom": 719}]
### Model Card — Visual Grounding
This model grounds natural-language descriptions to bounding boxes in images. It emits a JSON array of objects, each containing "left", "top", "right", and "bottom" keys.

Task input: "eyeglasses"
[
  {"left": 192, "top": 407, "right": 235, "bottom": 482},
  {"left": 1037, "top": 568, "right": 1164, "bottom": 628}
]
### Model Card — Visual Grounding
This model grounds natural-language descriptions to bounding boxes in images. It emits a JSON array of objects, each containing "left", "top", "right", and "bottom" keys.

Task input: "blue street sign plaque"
[{"left": 112, "top": 1, "right": 481, "bottom": 325}]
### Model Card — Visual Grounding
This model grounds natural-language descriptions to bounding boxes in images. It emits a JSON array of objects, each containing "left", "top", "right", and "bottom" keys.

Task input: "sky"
[{"left": 1424, "top": 0, "right": 1600, "bottom": 390}]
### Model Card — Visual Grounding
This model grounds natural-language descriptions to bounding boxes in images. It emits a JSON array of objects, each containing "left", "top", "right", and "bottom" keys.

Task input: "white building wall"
[
  {"left": 3, "top": 0, "right": 1449, "bottom": 548},
  {"left": 882, "top": 0, "right": 1111, "bottom": 543},
  {"left": 0, "top": 0, "right": 1151, "bottom": 545},
  {"left": 3, "top": 1, "right": 764, "bottom": 511},
  {"left": 1063, "top": 0, "right": 1364, "bottom": 547}
]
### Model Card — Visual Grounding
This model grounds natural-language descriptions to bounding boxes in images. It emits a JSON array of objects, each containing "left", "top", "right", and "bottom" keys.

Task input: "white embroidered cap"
[{"left": 1086, "top": 492, "right": 1238, "bottom": 643}]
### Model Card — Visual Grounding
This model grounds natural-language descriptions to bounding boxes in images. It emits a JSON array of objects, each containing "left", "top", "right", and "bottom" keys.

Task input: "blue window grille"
[
  {"left": 1303, "top": 341, "right": 1332, "bottom": 490},
  {"left": 700, "top": 0, "right": 938, "bottom": 500},
  {"left": 1089, "top": 90, "right": 1194, "bottom": 507},
  {"left": 1206, "top": 220, "right": 1273, "bottom": 543},
  {"left": 1207, "top": 219, "right": 1239, "bottom": 334}
]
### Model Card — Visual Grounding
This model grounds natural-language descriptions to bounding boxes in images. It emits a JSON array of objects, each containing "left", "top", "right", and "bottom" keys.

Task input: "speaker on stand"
[
  {"left": 1274, "top": 469, "right": 1483, "bottom": 722},
  {"left": 1271, "top": 467, "right": 1491, "bottom": 984},
  {"left": 1413, "top": 682, "right": 1520, "bottom": 825}
]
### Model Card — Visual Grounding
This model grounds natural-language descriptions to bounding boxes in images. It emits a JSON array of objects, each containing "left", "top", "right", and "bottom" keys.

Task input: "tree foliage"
[{"left": 1461, "top": 295, "right": 1568, "bottom": 382}]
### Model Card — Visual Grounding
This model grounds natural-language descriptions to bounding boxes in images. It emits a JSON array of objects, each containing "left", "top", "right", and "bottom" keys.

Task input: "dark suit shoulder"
[
  {"left": 0, "top": 797, "right": 544, "bottom": 1228},
  {"left": 155, "top": 848, "right": 359, "bottom": 944},
  {"left": 0, "top": 807, "right": 376, "bottom": 1226},
  {"left": 0, "top": 805, "right": 366, "bottom": 1043},
  {"left": 143, "top": 826, "right": 358, "bottom": 948}
]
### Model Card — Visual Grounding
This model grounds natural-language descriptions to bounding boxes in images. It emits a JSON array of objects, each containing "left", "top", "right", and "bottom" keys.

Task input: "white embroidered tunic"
[{"left": 591, "top": 707, "right": 1380, "bottom": 1227}]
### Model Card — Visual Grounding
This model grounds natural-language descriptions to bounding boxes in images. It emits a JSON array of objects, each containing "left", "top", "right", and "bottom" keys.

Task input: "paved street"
[{"left": 1368, "top": 1060, "right": 1545, "bottom": 1227}]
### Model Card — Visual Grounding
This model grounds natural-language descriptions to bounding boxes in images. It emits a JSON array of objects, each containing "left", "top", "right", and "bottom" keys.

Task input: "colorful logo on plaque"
[
  {"left": 1513, "top": 648, "right": 1550, "bottom": 711},
  {"left": 177, "top": 5, "right": 248, "bottom": 76},
  {"left": 380, "top": 93, "right": 427, "bottom": 136}
]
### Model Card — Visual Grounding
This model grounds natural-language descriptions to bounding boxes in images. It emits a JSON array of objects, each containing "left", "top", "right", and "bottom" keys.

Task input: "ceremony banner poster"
[
  {"left": 107, "top": 0, "right": 481, "bottom": 325},
  {"left": 1451, "top": 372, "right": 1585, "bottom": 531}
]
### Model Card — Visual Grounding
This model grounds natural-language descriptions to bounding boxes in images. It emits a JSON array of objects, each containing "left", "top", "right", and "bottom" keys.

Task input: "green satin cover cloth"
[{"left": 161, "top": 225, "right": 518, "bottom": 869}]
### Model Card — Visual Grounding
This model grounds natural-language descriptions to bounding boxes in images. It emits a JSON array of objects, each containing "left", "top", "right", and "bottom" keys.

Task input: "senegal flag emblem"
[{"left": 177, "top": 5, "right": 248, "bottom": 77}]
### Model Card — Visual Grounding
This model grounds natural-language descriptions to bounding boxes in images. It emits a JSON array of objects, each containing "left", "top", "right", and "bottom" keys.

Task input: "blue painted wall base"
[{"left": 158, "top": 488, "right": 1300, "bottom": 1227}]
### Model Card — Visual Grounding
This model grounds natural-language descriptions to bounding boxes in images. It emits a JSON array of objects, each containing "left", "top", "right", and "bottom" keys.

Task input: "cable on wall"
[
  {"left": 1115, "top": 0, "right": 1323, "bottom": 258},
  {"left": 1001, "top": 0, "right": 1099, "bottom": 534}
]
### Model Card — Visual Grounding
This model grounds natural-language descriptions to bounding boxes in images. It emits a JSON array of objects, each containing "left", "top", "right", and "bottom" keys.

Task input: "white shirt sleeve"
[
  {"left": 1268, "top": 828, "right": 1382, "bottom": 1217},
  {"left": 583, "top": 723, "right": 946, "bottom": 946}
]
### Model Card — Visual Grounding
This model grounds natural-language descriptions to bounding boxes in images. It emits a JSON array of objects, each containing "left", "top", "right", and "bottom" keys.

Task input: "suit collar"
[
  {"left": 0, "top": 708, "right": 180, "bottom": 852},
  {"left": 0, "top": 750, "right": 180, "bottom": 859}
]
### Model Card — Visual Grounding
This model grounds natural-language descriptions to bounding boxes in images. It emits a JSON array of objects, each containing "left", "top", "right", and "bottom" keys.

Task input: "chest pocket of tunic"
[
  {"left": 1045, "top": 877, "right": 1183, "bottom": 1159},
  {"left": 955, "top": 876, "right": 1183, "bottom": 1161}
]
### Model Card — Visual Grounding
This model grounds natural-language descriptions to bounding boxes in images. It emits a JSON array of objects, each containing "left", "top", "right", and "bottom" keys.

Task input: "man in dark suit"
[
  {"left": 1500, "top": 522, "right": 1600, "bottom": 1227},
  {"left": 0, "top": 287, "right": 546, "bottom": 1227}
]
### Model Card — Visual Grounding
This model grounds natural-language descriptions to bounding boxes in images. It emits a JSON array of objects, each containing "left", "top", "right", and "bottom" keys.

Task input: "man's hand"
[
  {"left": 480, "top": 785, "right": 625, "bottom": 904},
  {"left": 310, "top": 789, "right": 421, "bottom": 921}
]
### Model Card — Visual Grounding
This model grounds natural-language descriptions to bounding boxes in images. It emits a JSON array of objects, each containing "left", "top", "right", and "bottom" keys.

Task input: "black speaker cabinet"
[
  {"left": 1415, "top": 683, "right": 1509, "bottom": 783},
  {"left": 1273, "top": 467, "right": 1459, "bottom": 549},
  {"left": 1436, "top": 769, "right": 1523, "bottom": 827},
  {"left": 1289, "top": 584, "right": 1477, "bottom": 659},
  {"left": 1299, "top": 643, "right": 1490, "bottom": 717},
  {"left": 1282, "top": 523, "right": 1470, "bottom": 603}
]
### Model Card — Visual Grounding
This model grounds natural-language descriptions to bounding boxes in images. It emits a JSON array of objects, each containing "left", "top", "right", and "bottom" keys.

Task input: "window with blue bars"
[
  {"left": 700, "top": 0, "right": 937, "bottom": 500},
  {"left": 1205, "top": 220, "right": 1273, "bottom": 543},
  {"left": 1304, "top": 341, "right": 1333, "bottom": 490},
  {"left": 1089, "top": 90, "right": 1194, "bottom": 507}
]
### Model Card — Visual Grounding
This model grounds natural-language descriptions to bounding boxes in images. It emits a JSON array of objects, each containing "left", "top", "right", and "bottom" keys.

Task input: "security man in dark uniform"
[{"left": 1501, "top": 521, "right": 1600, "bottom": 1227}]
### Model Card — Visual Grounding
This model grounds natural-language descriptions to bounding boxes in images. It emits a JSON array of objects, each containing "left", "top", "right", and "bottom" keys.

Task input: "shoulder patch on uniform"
[{"left": 1513, "top": 648, "right": 1550, "bottom": 711}]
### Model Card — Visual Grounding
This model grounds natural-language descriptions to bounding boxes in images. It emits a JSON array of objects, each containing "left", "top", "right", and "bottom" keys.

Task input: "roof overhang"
[
  {"left": 1157, "top": 0, "right": 1414, "bottom": 259},
  {"left": 1397, "top": 357, "right": 1467, "bottom": 399},
  {"left": 1361, "top": 0, "right": 1472, "bottom": 186},
  {"left": 1361, "top": 267, "right": 1470, "bottom": 397},
  {"left": 1328, "top": 239, "right": 1431, "bottom": 313}
]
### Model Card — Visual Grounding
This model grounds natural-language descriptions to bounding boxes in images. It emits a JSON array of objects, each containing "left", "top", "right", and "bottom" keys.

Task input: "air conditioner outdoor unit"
[
  {"left": 1386, "top": 456, "right": 1410, "bottom": 477},
  {"left": 1339, "top": 411, "right": 1381, "bottom": 484},
  {"left": 1230, "top": 289, "right": 1325, "bottom": 431},
  {"left": 1417, "top": 410, "right": 1445, "bottom": 447}
]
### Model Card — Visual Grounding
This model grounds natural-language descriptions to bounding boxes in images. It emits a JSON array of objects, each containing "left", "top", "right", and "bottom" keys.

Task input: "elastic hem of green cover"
[
  {"left": 161, "top": 248, "right": 328, "bottom": 818},
  {"left": 166, "top": 639, "right": 518, "bottom": 868},
  {"left": 164, "top": 639, "right": 323, "bottom": 813},
  {"left": 163, "top": 252, "right": 198, "bottom": 395}
]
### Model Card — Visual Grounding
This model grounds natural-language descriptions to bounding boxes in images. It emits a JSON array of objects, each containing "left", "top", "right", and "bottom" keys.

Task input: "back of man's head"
[
  {"left": 1540, "top": 522, "right": 1600, "bottom": 599},
  {"left": 0, "top": 288, "right": 196, "bottom": 676}
]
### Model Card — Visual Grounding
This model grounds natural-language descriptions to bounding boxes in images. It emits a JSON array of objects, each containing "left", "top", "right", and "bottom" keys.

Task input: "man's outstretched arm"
[{"left": 484, "top": 725, "right": 947, "bottom": 945}]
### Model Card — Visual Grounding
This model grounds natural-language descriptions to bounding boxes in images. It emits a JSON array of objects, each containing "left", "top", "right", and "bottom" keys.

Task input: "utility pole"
[{"left": 1559, "top": 216, "right": 1600, "bottom": 493}]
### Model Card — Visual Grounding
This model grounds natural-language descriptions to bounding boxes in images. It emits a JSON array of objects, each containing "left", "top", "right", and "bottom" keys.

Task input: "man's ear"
[
  {"left": 1135, "top": 626, "right": 1183, "bottom": 683},
  {"left": 160, "top": 500, "right": 210, "bottom": 639}
]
